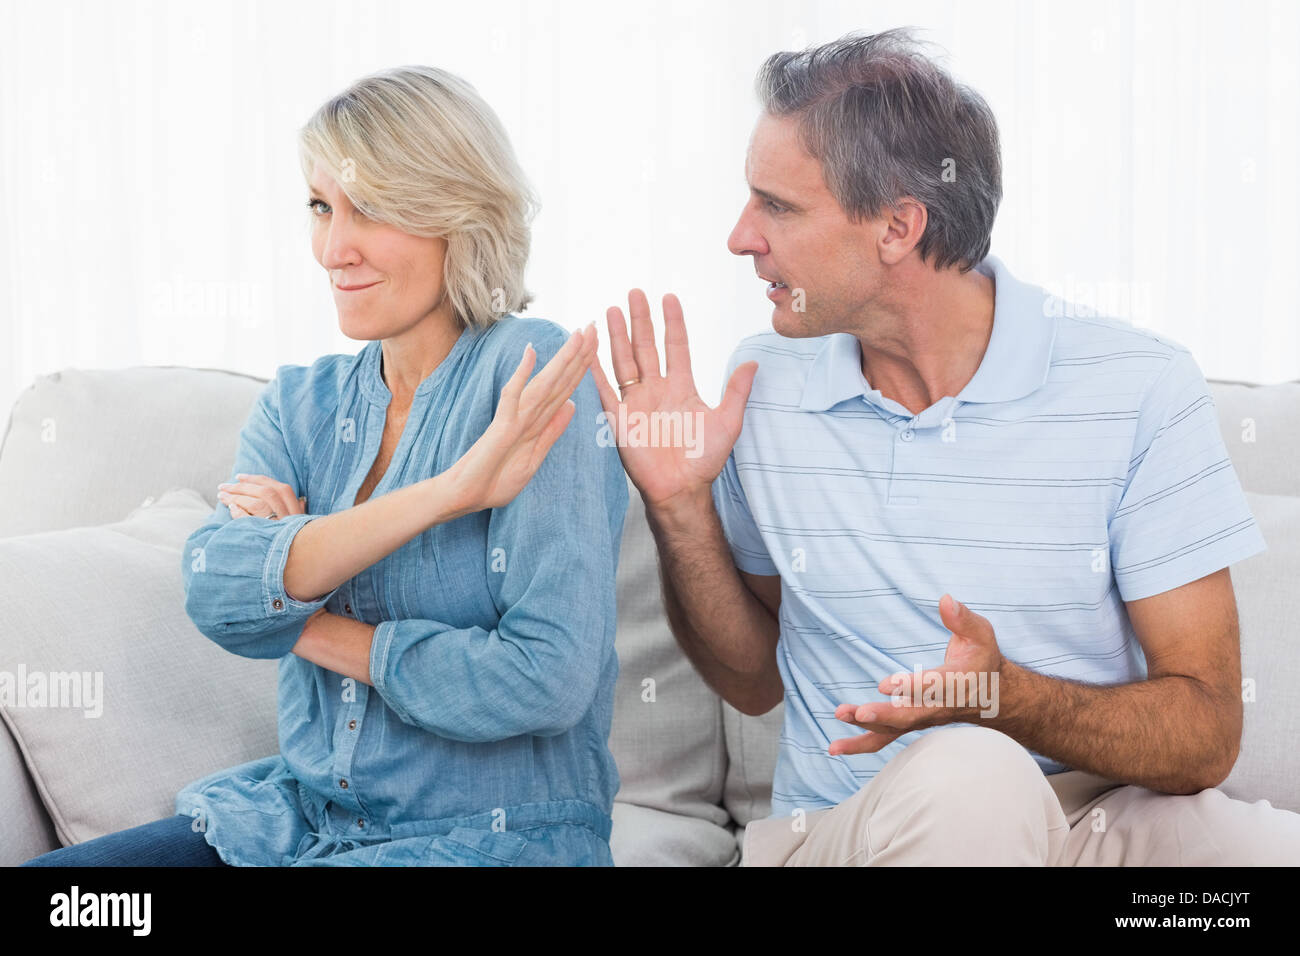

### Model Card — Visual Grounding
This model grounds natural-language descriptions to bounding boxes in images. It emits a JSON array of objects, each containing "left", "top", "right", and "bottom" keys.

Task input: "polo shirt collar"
[{"left": 797, "top": 254, "right": 1057, "bottom": 412}]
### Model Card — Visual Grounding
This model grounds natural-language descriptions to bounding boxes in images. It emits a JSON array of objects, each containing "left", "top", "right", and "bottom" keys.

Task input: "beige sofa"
[{"left": 1, "top": 363, "right": 1297, "bottom": 866}]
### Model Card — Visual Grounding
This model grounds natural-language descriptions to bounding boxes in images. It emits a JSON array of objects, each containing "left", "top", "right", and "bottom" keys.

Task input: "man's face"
[{"left": 727, "top": 112, "right": 880, "bottom": 337}]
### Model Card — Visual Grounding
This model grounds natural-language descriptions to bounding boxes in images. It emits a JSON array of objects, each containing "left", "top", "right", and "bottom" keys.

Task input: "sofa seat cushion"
[
  {"left": 611, "top": 801, "right": 737, "bottom": 866},
  {"left": 0, "top": 488, "right": 281, "bottom": 845}
]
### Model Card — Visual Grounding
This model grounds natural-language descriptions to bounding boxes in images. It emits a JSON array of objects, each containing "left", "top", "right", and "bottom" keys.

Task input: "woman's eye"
[{"left": 306, "top": 198, "right": 329, "bottom": 215}]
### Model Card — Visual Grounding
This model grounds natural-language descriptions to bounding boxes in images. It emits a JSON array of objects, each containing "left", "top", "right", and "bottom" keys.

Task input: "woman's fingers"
[
  {"left": 541, "top": 330, "right": 597, "bottom": 424},
  {"left": 547, "top": 326, "right": 597, "bottom": 402},
  {"left": 498, "top": 342, "right": 538, "bottom": 419},
  {"left": 219, "top": 474, "right": 303, "bottom": 517},
  {"left": 522, "top": 325, "right": 590, "bottom": 402},
  {"left": 218, "top": 490, "right": 267, "bottom": 514},
  {"left": 531, "top": 399, "right": 577, "bottom": 467},
  {"left": 518, "top": 327, "right": 595, "bottom": 434},
  {"left": 226, "top": 474, "right": 298, "bottom": 517}
]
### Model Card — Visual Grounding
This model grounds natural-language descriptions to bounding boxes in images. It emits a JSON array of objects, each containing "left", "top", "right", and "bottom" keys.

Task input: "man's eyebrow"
[{"left": 749, "top": 184, "right": 802, "bottom": 211}]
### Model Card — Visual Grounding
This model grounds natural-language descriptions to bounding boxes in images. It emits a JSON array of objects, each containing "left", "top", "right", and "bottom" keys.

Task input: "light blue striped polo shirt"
[{"left": 712, "top": 254, "right": 1267, "bottom": 818}]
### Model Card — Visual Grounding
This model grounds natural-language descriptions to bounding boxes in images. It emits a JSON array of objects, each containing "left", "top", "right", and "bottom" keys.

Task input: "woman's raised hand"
[
  {"left": 588, "top": 289, "right": 757, "bottom": 512},
  {"left": 445, "top": 323, "right": 599, "bottom": 514}
]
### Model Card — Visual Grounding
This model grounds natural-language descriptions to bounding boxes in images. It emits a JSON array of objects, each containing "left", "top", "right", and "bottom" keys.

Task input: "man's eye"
[{"left": 765, "top": 199, "right": 787, "bottom": 214}]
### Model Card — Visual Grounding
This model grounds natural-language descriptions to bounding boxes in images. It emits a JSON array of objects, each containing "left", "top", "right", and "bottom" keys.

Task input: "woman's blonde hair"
[{"left": 298, "top": 65, "right": 538, "bottom": 329}]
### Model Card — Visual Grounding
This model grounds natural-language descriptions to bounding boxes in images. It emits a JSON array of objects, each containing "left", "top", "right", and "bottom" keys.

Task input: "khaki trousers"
[{"left": 741, "top": 725, "right": 1300, "bottom": 866}]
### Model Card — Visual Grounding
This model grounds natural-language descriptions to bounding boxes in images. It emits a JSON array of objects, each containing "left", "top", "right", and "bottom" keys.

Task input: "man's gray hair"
[{"left": 756, "top": 27, "right": 1002, "bottom": 273}]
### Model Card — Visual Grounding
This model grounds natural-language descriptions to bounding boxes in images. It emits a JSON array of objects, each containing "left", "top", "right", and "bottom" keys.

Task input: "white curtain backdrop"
[{"left": 2, "top": 0, "right": 1297, "bottom": 413}]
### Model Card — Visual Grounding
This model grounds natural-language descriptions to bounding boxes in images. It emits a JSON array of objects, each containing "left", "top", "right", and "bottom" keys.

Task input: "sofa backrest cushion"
[
  {"left": 1208, "top": 380, "right": 1300, "bottom": 496},
  {"left": 1220, "top": 491, "right": 1300, "bottom": 812},
  {"left": 608, "top": 479, "right": 729, "bottom": 829},
  {"left": 0, "top": 366, "right": 266, "bottom": 538}
]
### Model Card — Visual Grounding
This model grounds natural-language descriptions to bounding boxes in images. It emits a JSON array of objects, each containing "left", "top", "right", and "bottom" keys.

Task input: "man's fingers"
[
  {"left": 627, "top": 288, "right": 662, "bottom": 382},
  {"left": 834, "top": 701, "right": 915, "bottom": 732},
  {"left": 588, "top": 351, "right": 621, "bottom": 417},
  {"left": 717, "top": 360, "right": 759, "bottom": 428},
  {"left": 606, "top": 305, "right": 638, "bottom": 388},
  {"left": 828, "top": 730, "right": 900, "bottom": 756},
  {"left": 878, "top": 671, "right": 925, "bottom": 704},
  {"left": 662, "top": 292, "right": 693, "bottom": 384}
]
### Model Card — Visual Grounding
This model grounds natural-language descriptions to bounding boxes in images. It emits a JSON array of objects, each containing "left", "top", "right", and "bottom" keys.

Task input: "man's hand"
[
  {"left": 589, "top": 289, "right": 757, "bottom": 511},
  {"left": 829, "top": 593, "right": 1005, "bottom": 755}
]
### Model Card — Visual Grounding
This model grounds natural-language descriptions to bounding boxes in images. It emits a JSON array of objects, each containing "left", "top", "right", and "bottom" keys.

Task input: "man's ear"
[{"left": 877, "top": 197, "right": 927, "bottom": 266}]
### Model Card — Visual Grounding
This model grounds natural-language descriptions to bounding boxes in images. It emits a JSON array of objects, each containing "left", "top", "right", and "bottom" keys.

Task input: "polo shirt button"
[
  {"left": 272, "top": 598, "right": 284, "bottom": 610},
  {"left": 900, "top": 429, "right": 914, "bottom": 442}
]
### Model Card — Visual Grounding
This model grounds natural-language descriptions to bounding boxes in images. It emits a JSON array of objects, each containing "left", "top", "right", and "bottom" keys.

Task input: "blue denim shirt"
[{"left": 176, "top": 316, "right": 628, "bottom": 866}]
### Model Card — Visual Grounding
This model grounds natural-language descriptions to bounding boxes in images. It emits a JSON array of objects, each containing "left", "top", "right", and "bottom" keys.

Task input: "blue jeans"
[{"left": 21, "top": 814, "right": 229, "bottom": 867}]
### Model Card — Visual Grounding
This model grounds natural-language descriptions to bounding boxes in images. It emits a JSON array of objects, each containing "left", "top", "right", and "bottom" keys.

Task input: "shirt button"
[
  {"left": 357, "top": 819, "right": 365, "bottom": 829},
  {"left": 344, "top": 602, "right": 352, "bottom": 614},
  {"left": 900, "top": 429, "right": 914, "bottom": 442},
  {"left": 272, "top": 597, "right": 284, "bottom": 610},
  {"left": 339, "top": 779, "right": 349, "bottom": 789},
  {"left": 348, "top": 719, "right": 357, "bottom": 730}
]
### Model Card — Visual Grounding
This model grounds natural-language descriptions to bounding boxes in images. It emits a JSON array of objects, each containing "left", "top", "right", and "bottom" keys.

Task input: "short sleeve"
[
  {"left": 1108, "top": 349, "right": 1267, "bottom": 602},
  {"left": 711, "top": 452, "right": 779, "bottom": 576}
]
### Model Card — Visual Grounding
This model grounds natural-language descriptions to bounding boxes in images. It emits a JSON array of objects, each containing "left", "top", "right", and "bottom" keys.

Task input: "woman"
[{"left": 23, "top": 66, "right": 627, "bottom": 867}]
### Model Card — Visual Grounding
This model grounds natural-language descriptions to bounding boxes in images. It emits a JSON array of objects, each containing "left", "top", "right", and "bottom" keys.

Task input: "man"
[{"left": 589, "top": 27, "right": 1300, "bottom": 865}]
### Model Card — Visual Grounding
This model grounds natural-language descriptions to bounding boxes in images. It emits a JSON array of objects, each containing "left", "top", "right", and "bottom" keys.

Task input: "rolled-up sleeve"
[
  {"left": 181, "top": 372, "right": 340, "bottom": 659},
  {"left": 368, "top": 329, "right": 628, "bottom": 743}
]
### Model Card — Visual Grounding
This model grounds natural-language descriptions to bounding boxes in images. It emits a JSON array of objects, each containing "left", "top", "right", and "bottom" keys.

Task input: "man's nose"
[{"left": 727, "top": 207, "right": 767, "bottom": 258}]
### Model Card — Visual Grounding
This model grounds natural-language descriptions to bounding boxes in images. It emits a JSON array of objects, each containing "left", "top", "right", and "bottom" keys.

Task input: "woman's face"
[{"left": 307, "top": 164, "right": 453, "bottom": 340}]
